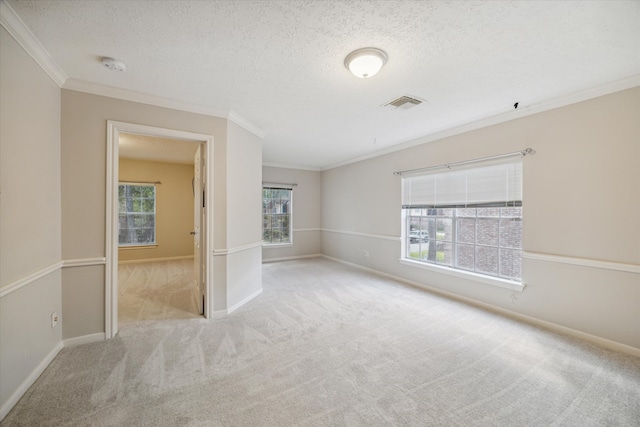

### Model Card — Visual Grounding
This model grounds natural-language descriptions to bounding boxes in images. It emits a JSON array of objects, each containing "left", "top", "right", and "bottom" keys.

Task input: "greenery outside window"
[
  {"left": 119, "top": 183, "right": 156, "bottom": 247},
  {"left": 263, "top": 187, "right": 292, "bottom": 245}
]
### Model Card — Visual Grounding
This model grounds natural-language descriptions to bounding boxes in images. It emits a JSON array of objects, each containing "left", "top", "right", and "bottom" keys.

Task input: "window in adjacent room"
[
  {"left": 402, "top": 159, "right": 522, "bottom": 282},
  {"left": 118, "top": 183, "right": 156, "bottom": 247},
  {"left": 263, "top": 187, "right": 292, "bottom": 245}
]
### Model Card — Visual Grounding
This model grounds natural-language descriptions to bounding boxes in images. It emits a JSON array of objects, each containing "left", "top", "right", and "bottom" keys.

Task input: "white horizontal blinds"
[
  {"left": 465, "top": 161, "right": 522, "bottom": 206},
  {"left": 402, "top": 173, "right": 436, "bottom": 207},
  {"left": 402, "top": 158, "right": 522, "bottom": 208}
]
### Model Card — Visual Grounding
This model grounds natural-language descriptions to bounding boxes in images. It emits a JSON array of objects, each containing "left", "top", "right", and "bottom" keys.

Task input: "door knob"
[{"left": 190, "top": 231, "right": 196, "bottom": 235}]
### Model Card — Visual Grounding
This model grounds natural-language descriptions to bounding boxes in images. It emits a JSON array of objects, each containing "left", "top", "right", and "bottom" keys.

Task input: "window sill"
[
  {"left": 399, "top": 258, "right": 525, "bottom": 292},
  {"left": 119, "top": 245, "right": 158, "bottom": 250},
  {"left": 263, "top": 243, "right": 293, "bottom": 249}
]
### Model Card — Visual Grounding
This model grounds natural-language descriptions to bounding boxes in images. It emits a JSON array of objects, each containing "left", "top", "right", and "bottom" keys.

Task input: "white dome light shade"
[{"left": 344, "top": 48, "right": 387, "bottom": 78}]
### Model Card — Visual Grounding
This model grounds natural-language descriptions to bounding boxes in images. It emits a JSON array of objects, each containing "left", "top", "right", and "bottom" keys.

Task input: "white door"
[{"left": 193, "top": 144, "right": 206, "bottom": 315}]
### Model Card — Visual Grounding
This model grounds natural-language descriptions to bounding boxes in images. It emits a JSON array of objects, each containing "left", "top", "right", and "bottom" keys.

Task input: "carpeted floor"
[
  {"left": 118, "top": 259, "right": 201, "bottom": 325},
  {"left": 2, "top": 258, "right": 639, "bottom": 426}
]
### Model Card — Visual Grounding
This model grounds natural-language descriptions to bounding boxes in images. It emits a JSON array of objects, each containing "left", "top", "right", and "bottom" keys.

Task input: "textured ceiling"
[{"left": 6, "top": 0, "right": 640, "bottom": 169}]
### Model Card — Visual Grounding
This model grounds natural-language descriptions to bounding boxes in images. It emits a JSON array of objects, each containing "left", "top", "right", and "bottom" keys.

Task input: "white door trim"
[{"left": 106, "top": 121, "right": 214, "bottom": 339}]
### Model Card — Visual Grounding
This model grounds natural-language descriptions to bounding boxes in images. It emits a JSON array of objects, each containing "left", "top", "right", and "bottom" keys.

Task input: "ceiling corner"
[
  {"left": 0, "top": 0, "right": 67, "bottom": 87},
  {"left": 228, "top": 111, "right": 266, "bottom": 139}
]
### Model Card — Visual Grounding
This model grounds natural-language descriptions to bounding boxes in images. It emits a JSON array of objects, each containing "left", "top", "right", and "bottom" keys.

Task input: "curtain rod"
[
  {"left": 393, "top": 148, "right": 535, "bottom": 176},
  {"left": 119, "top": 180, "right": 162, "bottom": 185},
  {"left": 262, "top": 182, "right": 298, "bottom": 187}
]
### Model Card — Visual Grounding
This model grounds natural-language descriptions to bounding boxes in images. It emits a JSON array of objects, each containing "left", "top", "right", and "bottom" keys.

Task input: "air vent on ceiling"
[{"left": 384, "top": 95, "right": 423, "bottom": 110}]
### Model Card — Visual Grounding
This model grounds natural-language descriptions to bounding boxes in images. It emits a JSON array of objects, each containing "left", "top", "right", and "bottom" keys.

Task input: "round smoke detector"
[{"left": 102, "top": 57, "right": 126, "bottom": 72}]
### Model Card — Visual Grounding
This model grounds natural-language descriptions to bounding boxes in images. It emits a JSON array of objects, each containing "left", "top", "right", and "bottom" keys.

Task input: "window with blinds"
[{"left": 402, "top": 159, "right": 523, "bottom": 281}]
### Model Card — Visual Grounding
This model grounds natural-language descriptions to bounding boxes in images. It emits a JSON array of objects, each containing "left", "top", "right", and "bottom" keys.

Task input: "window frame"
[
  {"left": 400, "top": 160, "right": 524, "bottom": 291},
  {"left": 262, "top": 187, "right": 293, "bottom": 247},
  {"left": 118, "top": 183, "right": 157, "bottom": 248}
]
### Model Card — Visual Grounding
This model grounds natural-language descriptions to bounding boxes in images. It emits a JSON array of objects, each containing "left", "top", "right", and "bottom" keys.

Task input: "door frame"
[{"left": 106, "top": 120, "right": 214, "bottom": 339}]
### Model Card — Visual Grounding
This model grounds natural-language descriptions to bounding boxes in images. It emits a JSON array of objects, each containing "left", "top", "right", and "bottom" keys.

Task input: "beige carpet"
[
  {"left": 2, "top": 258, "right": 639, "bottom": 426},
  {"left": 118, "top": 259, "right": 201, "bottom": 325}
]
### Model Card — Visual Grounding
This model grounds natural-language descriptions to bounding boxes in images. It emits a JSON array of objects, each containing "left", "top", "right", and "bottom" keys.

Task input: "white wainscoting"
[
  {"left": 0, "top": 261, "right": 63, "bottom": 298},
  {"left": 523, "top": 251, "right": 640, "bottom": 274},
  {"left": 0, "top": 257, "right": 108, "bottom": 299},
  {"left": 320, "top": 228, "right": 639, "bottom": 275},
  {"left": 213, "top": 241, "right": 263, "bottom": 256}
]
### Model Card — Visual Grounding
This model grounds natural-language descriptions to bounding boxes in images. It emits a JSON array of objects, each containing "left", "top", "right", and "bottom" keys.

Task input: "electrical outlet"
[
  {"left": 51, "top": 312, "right": 59, "bottom": 328},
  {"left": 363, "top": 250, "right": 370, "bottom": 258}
]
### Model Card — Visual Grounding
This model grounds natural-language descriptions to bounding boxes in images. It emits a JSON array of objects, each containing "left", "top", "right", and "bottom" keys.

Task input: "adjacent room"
[
  {"left": 1, "top": 0, "right": 638, "bottom": 425},
  {"left": 117, "top": 133, "right": 204, "bottom": 325}
]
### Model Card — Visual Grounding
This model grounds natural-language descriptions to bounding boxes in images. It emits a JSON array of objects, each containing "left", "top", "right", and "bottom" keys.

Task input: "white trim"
[
  {"left": 228, "top": 111, "right": 266, "bottom": 139},
  {"left": 118, "top": 255, "right": 194, "bottom": 265},
  {"left": 399, "top": 258, "right": 525, "bottom": 292},
  {"left": 63, "top": 332, "right": 105, "bottom": 348},
  {"left": 64, "top": 79, "right": 228, "bottom": 117},
  {"left": 213, "top": 241, "right": 263, "bottom": 256},
  {"left": 62, "top": 257, "right": 106, "bottom": 268},
  {"left": 105, "top": 122, "right": 118, "bottom": 339},
  {"left": 324, "top": 75, "right": 640, "bottom": 171},
  {"left": 227, "top": 288, "right": 263, "bottom": 315},
  {"left": 321, "top": 228, "right": 401, "bottom": 242},
  {"left": 0, "top": 1, "right": 67, "bottom": 87},
  {"left": 263, "top": 243, "right": 293, "bottom": 249},
  {"left": 293, "top": 228, "right": 322, "bottom": 232},
  {"left": 0, "top": 341, "right": 63, "bottom": 421},
  {"left": 118, "top": 245, "right": 159, "bottom": 250},
  {"left": 321, "top": 255, "right": 640, "bottom": 358},
  {"left": 262, "top": 162, "right": 323, "bottom": 172},
  {"left": 0, "top": 261, "right": 63, "bottom": 298},
  {"left": 106, "top": 121, "right": 215, "bottom": 338},
  {"left": 524, "top": 252, "right": 640, "bottom": 275},
  {"left": 262, "top": 254, "right": 322, "bottom": 263},
  {"left": 64, "top": 82, "right": 265, "bottom": 139},
  {"left": 0, "top": 257, "right": 108, "bottom": 298}
]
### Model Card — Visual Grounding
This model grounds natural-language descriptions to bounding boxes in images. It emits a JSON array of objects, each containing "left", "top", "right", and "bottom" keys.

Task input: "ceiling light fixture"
[
  {"left": 344, "top": 48, "right": 387, "bottom": 79},
  {"left": 102, "top": 57, "right": 126, "bottom": 72}
]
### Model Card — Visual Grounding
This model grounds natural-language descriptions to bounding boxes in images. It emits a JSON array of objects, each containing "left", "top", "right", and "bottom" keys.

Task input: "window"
[
  {"left": 402, "top": 160, "right": 522, "bottom": 282},
  {"left": 119, "top": 184, "right": 156, "bottom": 247},
  {"left": 263, "top": 187, "right": 292, "bottom": 245}
]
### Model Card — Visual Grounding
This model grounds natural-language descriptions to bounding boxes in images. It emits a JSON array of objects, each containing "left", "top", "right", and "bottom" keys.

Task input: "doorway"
[{"left": 106, "top": 121, "right": 214, "bottom": 338}]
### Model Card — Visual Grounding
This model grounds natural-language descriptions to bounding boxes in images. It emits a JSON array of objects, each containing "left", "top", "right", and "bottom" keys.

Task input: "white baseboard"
[
  {"left": 262, "top": 254, "right": 322, "bottom": 263},
  {"left": 0, "top": 341, "right": 63, "bottom": 421},
  {"left": 63, "top": 332, "right": 105, "bottom": 348},
  {"left": 321, "top": 255, "right": 640, "bottom": 358},
  {"left": 227, "top": 288, "right": 263, "bottom": 315},
  {"left": 118, "top": 255, "right": 194, "bottom": 265}
]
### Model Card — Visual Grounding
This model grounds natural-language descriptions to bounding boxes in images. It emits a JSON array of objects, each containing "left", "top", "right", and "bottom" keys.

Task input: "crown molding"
[
  {"left": 228, "top": 111, "right": 266, "bottom": 139},
  {"left": 0, "top": 0, "right": 67, "bottom": 86},
  {"left": 323, "top": 75, "right": 640, "bottom": 171},
  {"left": 63, "top": 78, "right": 230, "bottom": 118},
  {"left": 63, "top": 80, "right": 267, "bottom": 138},
  {"left": 262, "top": 162, "right": 323, "bottom": 172}
]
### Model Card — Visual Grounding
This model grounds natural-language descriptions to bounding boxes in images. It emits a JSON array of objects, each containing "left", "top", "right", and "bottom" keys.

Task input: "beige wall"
[
  {"left": 321, "top": 87, "right": 640, "bottom": 350},
  {"left": 224, "top": 121, "right": 263, "bottom": 311},
  {"left": 61, "top": 90, "right": 264, "bottom": 333},
  {"left": 118, "top": 158, "right": 195, "bottom": 262},
  {"left": 262, "top": 166, "right": 322, "bottom": 261},
  {"left": 0, "top": 27, "right": 62, "bottom": 417},
  {"left": 61, "top": 90, "right": 231, "bottom": 338}
]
